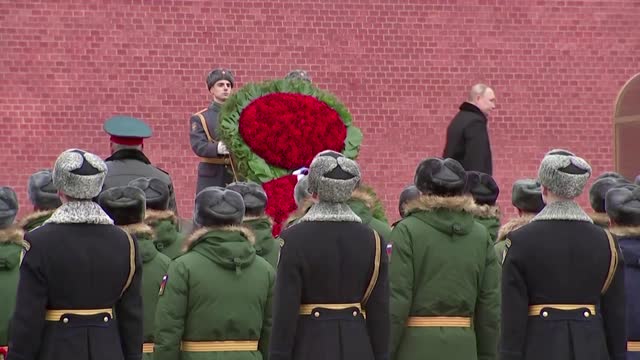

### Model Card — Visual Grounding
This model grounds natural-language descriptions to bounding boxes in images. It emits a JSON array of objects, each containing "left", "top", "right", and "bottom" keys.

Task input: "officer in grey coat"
[{"left": 190, "top": 68, "right": 236, "bottom": 194}]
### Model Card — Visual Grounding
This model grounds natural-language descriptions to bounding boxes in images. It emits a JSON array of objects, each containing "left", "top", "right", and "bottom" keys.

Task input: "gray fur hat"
[
  {"left": 465, "top": 171, "right": 499, "bottom": 206},
  {"left": 605, "top": 184, "right": 640, "bottom": 226},
  {"left": 294, "top": 175, "right": 311, "bottom": 206},
  {"left": 511, "top": 179, "right": 545, "bottom": 213},
  {"left": 206, "top": 68, "right": 235, "bottom": 90},
  {"left": 226, "top": 182, "right": 268, "bottom": 215},
  {"left": 28, "top": 169, "right": 62, "bottom": 210},
  {"left": 398, "top": 185, "right": 420, "bottom": 218},
  {"left": 596, "top": 171, "right": 627, "bottom": 182},
  {"left": 98, "top": 186, "right": 146, "bottom": 226},
  {"left": 285, "top": 69, "right": 312, "bottom": 82},
  {"left": 194, "top": 187, "right": 245, "bottom": 227},
  {"left": 0, "top": 186, "right": 18, "bottom": 229},
  {"left": 307, "top": 150, "right": 361, "bottom": 203},
  {"left": 537, "top": 149, "right": 591, "bottom": 199},
  {"left": 52, "top": 149, "right": 107, "bottom": 200},
  {"left": 415, "top": 158, "right": 467, "bottom": 196},
  {"left": 590, "top": 177, "right": 627, "bottom": 213},
  {"left": 128, "top": 177, "right": 170, "bottom": 210}
]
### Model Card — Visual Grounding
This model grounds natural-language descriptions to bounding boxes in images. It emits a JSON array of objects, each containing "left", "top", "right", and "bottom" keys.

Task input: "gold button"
[
  {"left": 353, "top": 311, "right": 358, "bottom": 317},
  {"left": 542, "top": 311, "right": 549, "bottom": 318},
  {"left": 103, "top": 316, "right": 109, "bottom": 322},
  {"left": 313, "top": 311, "right": 320, "bottom": 318},
  {"left": 62, "top": 317, "right": 69, "bottom": 323},
  {"left": 584, "top": 311, "right": 590, "bottom": 318}
]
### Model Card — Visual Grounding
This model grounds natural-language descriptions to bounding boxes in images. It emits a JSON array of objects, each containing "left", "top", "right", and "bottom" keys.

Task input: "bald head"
[{"left": 468, "top": 83, "right": 496, "bottom": 115}]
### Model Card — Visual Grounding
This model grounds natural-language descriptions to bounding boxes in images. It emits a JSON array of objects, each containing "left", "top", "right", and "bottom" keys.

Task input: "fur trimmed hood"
[
  {"left": 145, "top": 209, "right": 177, "bottom": 225},
  {"left": 610, "top": 225, "right": 640, "bottom": 238},
  {"left": 120, "top": 223, "right": 154, "bottom": 239},
  {"left": 0, "top": 226, "right": 25, "bottom": 246},
  {"left": 18, "top": 210, "right": 55, "bottom": 230},
  {"left": 184, "top": 225, "right": 256, "bottom": 251},
  {"left": 497, "top": 215, "right": 535, "bottom": 242},
  {"left": 283, "top": 199, "right": 316, "bottom": 229},
  {"left": 472, "top": 204, "right": 501, "bottom": 219},
  {"left": 589, "top": 212, "right": 610, "bottom": 227},
  {"left": 350, "top": 188, "right": 376, "bottom": 210},
  {"left": 404, "top": 195, "right": 476, "bottom": 215}
]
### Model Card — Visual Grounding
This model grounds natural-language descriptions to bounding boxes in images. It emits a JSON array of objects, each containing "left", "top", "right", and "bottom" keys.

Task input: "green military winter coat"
[
  {"left": 244, "top": 216, "right": 279, "bottom": 269},
  {"left": 0, "top": 227, "right": 26, "bottom": 346},
  {"left": 494, "top": 214, "right": 534, "bottom": 265},
  {"left": 472, "top": 204, "right": 501, "bottom": 242},
  {"left": 18, "top": 210, "right": 55, "bottom": 232},
  {"left": 390, "top": 195, "right": 500, "bottom": 360},
  {"left": 146, "top": 210, "right": 184, "bottom": 260},
  {"left": 154, "top": 226, "right": 275, "bottom": 360},
  {"left": 121, "top": 223, "right": 171, "bottom": 358},
  {"left": 347, "top": 189, "right": 392, "bottom": 241}
]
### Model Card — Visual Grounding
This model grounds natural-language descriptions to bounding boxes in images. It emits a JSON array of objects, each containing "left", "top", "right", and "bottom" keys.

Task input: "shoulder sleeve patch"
[{"left": 158, "top": 274, "right": 168, "bottom": 296}]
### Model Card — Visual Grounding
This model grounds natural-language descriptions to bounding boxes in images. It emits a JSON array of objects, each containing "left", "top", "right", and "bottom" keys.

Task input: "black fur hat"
[
  {"left": 398, "top": 185, "right": 420, "bottom": 218},
  {"left": 0, "top": 186, "right": 18, "bottom": 229},
  {"left": 98, "top": 186, "right": 146, "bottom": 226},
  {"left": 465, "top": 171, "right": 499, "bottom": 206},
  {"left": 605, "top": 184, "right": 640, "bottom": 226},
  {"left": 28, "top": 169, "right": 62, "bottom": 210},
  {"left": 590, "top": 177, "right": 627, "bottom": 213},
  {"left": 194, "top": 187, "right": 245, "bottom": 227},
  {"left": 128, "top": 177, "right": 170, "bottom": 211},
  {"left": 511, "top": 179, "right": 545, "bottom": 213},
  {"left": 414, "top": 158, "right": 467, "bottom": 196},
  {"left": 226, "top": 182, "right": 268, "bottom": 216},
  {"left": 206, "top": 68, "right": 235, "bottom": 90}
]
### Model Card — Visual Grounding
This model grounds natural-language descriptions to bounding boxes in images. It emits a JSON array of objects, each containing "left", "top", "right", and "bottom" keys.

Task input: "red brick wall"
[{"left": 2, "top": 0, "right": 639, "bottom": 223}]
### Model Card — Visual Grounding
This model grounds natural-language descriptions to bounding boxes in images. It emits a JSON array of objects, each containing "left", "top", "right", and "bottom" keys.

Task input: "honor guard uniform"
[
  {"left": 466, "top": 171, "right": 501, "bottom": 242},
  {"left": 500, "top": 149, "right": 626, "bottom": 360},
  {"left": 494, "top": 179, "right": 545, "bottom": 263},
  {"left": 129, "top": 177, "right": 183, "bottom": 259},
  {"left": 606, "top": 184, "right": 640, "bottom": 359},
  {"left": 98, "top": 185, "right": 171, "bottom": 359},
  {"left": 103, "top": 115, "right": 178, "bottom": 214},
  {"left": 19, "top": 169, "right": 62, "bottom": 232},
  {"left": 390, "top": 158, "right": 500, "bottom": 360},
  {"left": 227, "top": 182, "right": 279, "bottom": 268},
  {"left": 589, "top": 172, "right": 629, "bottom": 228},
  {"left": 0, "top": 187, "right": 25, "bottom": 355},
  {"left": 154, "top": 187, "right": 275, "bottom": 360},
  {"left": 269, "top": 151, "right": 390, "bottom": 360},
  {"left": 190, "top": 68, "right": 236, "bottom": 194},
  {"left": 8, "top": 149, "right": 143, "bottom": 360}
]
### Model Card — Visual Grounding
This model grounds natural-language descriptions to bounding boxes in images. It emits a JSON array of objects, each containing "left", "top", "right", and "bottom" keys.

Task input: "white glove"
[{"left": 217, "top": 141, "right": 229, "bottom": 155}]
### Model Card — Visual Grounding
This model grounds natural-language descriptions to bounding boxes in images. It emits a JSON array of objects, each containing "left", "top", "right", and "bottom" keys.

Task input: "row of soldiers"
[{"left": 0, "top": 147, "right": 638, "bottom": 360}]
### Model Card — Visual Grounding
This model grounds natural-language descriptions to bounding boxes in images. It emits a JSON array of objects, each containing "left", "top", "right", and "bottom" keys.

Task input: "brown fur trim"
[
  {"left": 119, "top": 223, "right": 154, "bottom": 238},
  {"left": 497, "top": 215, "right": 535, "bottom": 242},
  {"left": 145, "top": 210, "right": 177, "bottom": 225},
  {"left": 350, "top": 188, "right": 376, "bottom": 210},
  {"left": 589, "top": 212, "right": 610, "bottom": 227},
  {"left": 472, "top": 204, "right": 501, "bottom": 219},
  {"left": 183, "top": 225, "right": 256, "bottom": 251},
  {"left": 0, "top": 226, "right": 26, "bottom": 247},
  {"left": 404, "top": 195, "right": 476, "bottom": 214},
  {"left": 609, "top": 225, "right": 640, "bottom": 237},
  {"left": 18, "top": 210, "right": 55, "bottom": 229},
  {"left": 243, "top": 215, "right": 273, "bottom": 224},
  {"left": 284, "top": 198, "right": 315, "bottom": 227}
]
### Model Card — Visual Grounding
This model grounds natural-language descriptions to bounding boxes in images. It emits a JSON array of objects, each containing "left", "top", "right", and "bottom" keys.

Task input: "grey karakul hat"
[
  {"left": 128, "top": 177, "right": 170, "bottom": 210},
  {"left": 53, "top": 149, "right": 107, "bottom": 199},
  {"left": 206, "top": 68, "right": 235, "bottom": 90},
  {"left": 98, "top": 186, "right": 146, "bottom": 226},
  {"left": 415, "top": 158, "right": 467, "bottom": 196},
  {"left": 194, "top": 187, "right": 245, "bottom": 227},
  {"left": 398, "top": 184, "right": 420, "bottom": 218},
  {"left": 226, "top": 182, "right": 268, "bottom": 215},
  {"left": 0, "top": 186, "right": 19, "bottom": 229},
  {"left": 589, "top": 176, "right": 627, "bottom": 213},
  {"left": 285, "top": 69, "right": 312, "bottom": 82},
  {"left": 307, "top": 150, "right": 361, "bottom": 203},
  {"left": 511, "top": 179, "right": 545, "bottom": 213},
  {"left": 465, "top": 171, "right": 499, "bottom": 206},
  {"left": 294, "top": 175, "right": 311, "bottom": 206},
  {"left": 537, "top": 149, "right": 591, "bottom": 199},
  {"left": 605, "top": 184, "right": 640, "bottom": 225},
  {"left": 28, "top": 169, "right": 62, "bottom": 210}
]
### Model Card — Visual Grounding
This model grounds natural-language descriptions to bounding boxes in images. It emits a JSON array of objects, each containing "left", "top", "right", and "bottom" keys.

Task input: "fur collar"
[
  {"left": 299, "top": 202, "right": 362, "bottom": 223},
  {"left": 145, "top": 210, "right": 177, "bottom": 225},
  {"left": 610, "top": 226, "right": 640, "bottom": 237},
  {"left": 472, "top": 204, "right": 501, "bottom": 219},
  {"left": 0, "top": 227, "right": 25, "bottom": 246},
  {"left": 119, "top": 223, "right": 154, "bottom": 238},
  {"left": 45, "top": 201, "right": 114, "bottom": 225},
  {"left": 532, "top": 200, "right": 593, "bottom": 223},
  {"left": 18, "top": 210, "right": 55, "bottom": 229},
  {"left": 243, "top": 215, "right": 273, "bottom": 224},
  {"left": 589, "top": 212, "right": 610, "bottom": 227},
  {"left": 350, "top": 188, "right": 376, "bottom": 210},
  {"left": 404, "top": 195, "right": 476, "bottom": 215},
  {"left": 497, "top": 215, "right": 535, "bottom": 242},
  {"left": 184, "top": 225, "right": 255, "bottom": 251}
]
